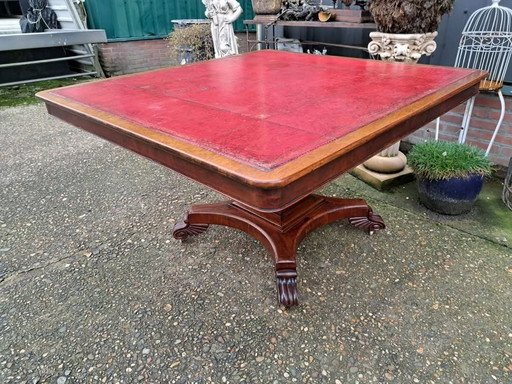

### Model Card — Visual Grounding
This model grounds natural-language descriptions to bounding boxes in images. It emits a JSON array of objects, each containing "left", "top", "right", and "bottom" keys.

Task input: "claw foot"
[{"left": 173, "top": 220, "right": 209, "bottom": 240}]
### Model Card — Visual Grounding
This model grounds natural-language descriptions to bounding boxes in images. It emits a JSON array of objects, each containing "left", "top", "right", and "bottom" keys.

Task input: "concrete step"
[{"left": 0, "top": 17, "right": 21, "bottom": 34}]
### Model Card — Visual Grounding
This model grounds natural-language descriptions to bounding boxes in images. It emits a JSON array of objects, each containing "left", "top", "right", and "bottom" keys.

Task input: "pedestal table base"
[{"left": 173, "top": 194, "right": 385, "bottom": 307}]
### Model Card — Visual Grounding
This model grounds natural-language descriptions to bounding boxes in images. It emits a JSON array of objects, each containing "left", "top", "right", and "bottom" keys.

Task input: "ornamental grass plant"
[{"left": 408, "top": 140, "right": 493, "bottom": 180}]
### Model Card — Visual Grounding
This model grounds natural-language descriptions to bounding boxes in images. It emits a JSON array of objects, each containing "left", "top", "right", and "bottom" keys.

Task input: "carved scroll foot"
[
  {"left": 172, "top": 220, "right": 209, "bottom": 240},
  {"left": 348, "top": 209, "right": 385, "bottom": 234},
  {"left": 276, "top": 269, "right": 298, "bottom": 307}
]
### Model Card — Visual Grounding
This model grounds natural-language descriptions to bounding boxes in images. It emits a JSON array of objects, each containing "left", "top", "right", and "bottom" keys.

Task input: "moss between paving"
[{"left": 328, "top": 174, "right": 512, "bottom": 249}]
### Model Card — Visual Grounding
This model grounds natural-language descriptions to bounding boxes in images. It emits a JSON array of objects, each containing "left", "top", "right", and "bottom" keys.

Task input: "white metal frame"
[{"left": 436, "top": 0, "right": 512, "bottom": 156}]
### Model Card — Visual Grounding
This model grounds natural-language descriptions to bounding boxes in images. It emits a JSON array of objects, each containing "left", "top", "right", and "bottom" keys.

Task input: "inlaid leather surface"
[{"left": 49, "top": 51, "right": 478, "bottom": 170}]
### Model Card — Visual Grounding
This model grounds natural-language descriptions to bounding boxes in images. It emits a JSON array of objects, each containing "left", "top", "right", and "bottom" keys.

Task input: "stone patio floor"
[{"left": 1, "top": 101, "right": 511, "bottom": 383}]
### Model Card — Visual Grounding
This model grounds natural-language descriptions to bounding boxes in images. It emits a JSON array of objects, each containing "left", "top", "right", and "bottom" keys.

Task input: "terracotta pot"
[{"left": 251, "top": 0, "right": 281, "bottom": 15}]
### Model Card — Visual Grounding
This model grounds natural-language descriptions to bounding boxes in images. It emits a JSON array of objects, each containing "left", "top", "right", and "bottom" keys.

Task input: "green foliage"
[
  {"left": 167, "top": 24, "right": 215, "bottom": 65},
  {"left": 408, "top": 140, "right": 493, "bottom": 180}
]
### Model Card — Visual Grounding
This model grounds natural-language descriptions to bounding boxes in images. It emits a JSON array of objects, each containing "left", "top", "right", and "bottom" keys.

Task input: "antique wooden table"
[{"left": 37, "top": 51, "right": 485, "bottom": 307}]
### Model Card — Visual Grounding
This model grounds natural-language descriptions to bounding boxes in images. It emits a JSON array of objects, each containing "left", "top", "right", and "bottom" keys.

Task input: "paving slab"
[{"left": 1, "top": 104, "right": 511, "bottom": 384}]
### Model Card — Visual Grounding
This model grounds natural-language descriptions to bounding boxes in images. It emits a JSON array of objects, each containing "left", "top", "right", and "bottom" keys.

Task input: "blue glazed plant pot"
[{"left": 417, "top": 174, "right": 485, "bottom": 215}]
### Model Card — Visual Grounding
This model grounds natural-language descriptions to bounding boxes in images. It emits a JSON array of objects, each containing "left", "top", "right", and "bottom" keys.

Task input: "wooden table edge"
[{"left": 36, "top": 68, "right": 485, "bottom": 188}]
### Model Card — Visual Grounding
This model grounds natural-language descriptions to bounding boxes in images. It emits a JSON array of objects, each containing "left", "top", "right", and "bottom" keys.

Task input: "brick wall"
[
  {"left": 96, "top": 33, "right": 253, "bottom": 77},
  {"left": 406, "top": 92, "right": 512, "bottom": 168},
  {"left": 97, "top": 39, "right": 172, "bottom": 77}
]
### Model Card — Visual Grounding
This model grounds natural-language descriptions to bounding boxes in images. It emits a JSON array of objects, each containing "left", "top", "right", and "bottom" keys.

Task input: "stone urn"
[
  {"left": 356, "top": 0, "right": 455, "bottom": 186},
  {"left": 362, "top": 31, "right": 438, "bottom": 175},
  {"left": 251, "top": 0, "right": 281, "bottom": 15}
]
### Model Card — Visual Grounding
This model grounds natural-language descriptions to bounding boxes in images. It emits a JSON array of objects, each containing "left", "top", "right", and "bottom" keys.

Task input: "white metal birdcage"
[{"left": 436, "top": 0, "right": 512, "bottom": 156}]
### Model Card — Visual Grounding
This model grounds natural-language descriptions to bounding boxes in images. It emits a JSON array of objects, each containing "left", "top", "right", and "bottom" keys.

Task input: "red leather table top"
[
  {"left": 46, "top": 51, "right": 479, "bottom": 171},
  {"left": 38, "top": 51, "right": 485, "bottom": 210}
]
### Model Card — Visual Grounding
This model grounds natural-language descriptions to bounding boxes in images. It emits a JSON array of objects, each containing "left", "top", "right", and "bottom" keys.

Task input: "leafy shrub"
[{"left": 167, "top": 23, "right": 215, "bottom": 65}]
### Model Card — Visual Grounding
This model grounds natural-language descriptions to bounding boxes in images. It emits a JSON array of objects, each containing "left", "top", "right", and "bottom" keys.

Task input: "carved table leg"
[
  {"left": 275, "top": 265, "right": 298, "bottom": 307},
  {"left": 172, "top": 195, "right": 385, "bottom": 307}
]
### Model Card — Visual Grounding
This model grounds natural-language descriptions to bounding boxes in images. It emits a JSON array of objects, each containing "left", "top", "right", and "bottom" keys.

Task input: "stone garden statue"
[{"left": 203, "top": 0, "right": 243, "bottom": 58}]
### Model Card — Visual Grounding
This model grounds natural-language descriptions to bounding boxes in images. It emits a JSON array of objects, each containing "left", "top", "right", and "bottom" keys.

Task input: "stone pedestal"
[
  {"left": 351, "top": 163, "right": 415, "bottom": 191},
  {"left": 353, "top": 31, "right": 438, "bottom": 190}
]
